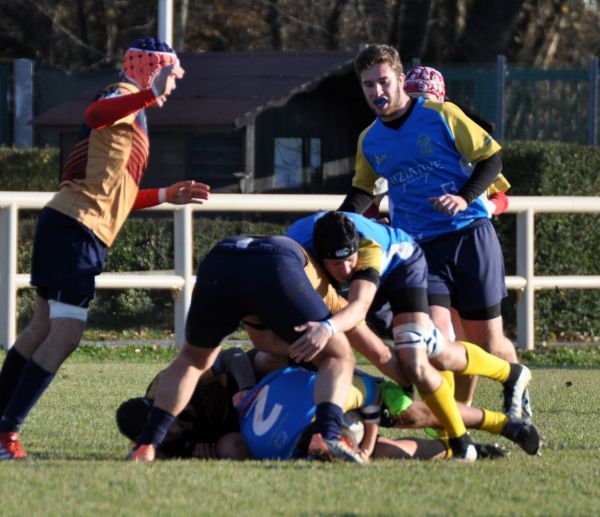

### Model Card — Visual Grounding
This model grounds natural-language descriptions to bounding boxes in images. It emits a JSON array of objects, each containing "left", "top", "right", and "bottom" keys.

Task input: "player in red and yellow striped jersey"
[{"left": 0, "top": 38, "right": 209, "bottom": 460}]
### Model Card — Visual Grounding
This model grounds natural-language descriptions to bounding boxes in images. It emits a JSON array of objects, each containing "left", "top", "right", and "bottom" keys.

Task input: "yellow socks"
[
  {"left": 421, "top": 377, "right": 466, "bottom": 439},
  {"left": 460, "top": 341, "right": 510, "bottom": 382},
  {"left": 480, "top": 409, "right": 510, "bottom": 435}
]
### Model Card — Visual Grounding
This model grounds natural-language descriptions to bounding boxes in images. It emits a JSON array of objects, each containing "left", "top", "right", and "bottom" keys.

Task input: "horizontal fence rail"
[{"left": 1, "top": 192, "right": 599, "bottom": 350}]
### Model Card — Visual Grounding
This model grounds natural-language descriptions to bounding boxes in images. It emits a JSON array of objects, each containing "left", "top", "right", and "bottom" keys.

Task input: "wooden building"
[{"left": 33, "top": 51, "right": 374, "bottom": 193}]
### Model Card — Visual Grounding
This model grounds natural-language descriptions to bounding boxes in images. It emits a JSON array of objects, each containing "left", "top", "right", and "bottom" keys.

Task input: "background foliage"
[
  {"left": 1, "top": 142, "right": 598, "bottom": 342},
  {"left": 498, "top": 141, "right": 600, "bottom": 341},
  {"left": 1, "top": 1, "right": 599, "bottom": 69}
]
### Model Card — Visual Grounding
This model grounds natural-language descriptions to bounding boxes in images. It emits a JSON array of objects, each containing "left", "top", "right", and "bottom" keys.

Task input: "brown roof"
[{"left": 33, "top": 50, "right": 355, "bottom": 128}]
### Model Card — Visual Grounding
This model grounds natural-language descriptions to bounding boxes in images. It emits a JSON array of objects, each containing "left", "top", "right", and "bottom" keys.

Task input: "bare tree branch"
[{"left": 26, "top": 0, "right": 108, "bottom": 60}]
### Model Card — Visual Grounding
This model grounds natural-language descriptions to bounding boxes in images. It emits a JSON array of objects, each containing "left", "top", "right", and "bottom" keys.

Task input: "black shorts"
[
  {"left": 30, "top": 207, "right": 106, "bottom": 305},
  {"left": 185, "top": 236, "right": 331, "bottom": 348},
  {"left": 366, "top": 246, "right": 430, "bottom": 339},
  {"left": 421, "top": 218, "right": 507, "bottom": 318}
]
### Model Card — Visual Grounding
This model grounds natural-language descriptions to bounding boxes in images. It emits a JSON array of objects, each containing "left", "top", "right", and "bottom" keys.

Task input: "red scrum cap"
[
  {"left": 404, "top": 66, "right": 446, "bottom": 102},
  {"left": 122, "top": 37, "right": 184, "bottom": 90}
]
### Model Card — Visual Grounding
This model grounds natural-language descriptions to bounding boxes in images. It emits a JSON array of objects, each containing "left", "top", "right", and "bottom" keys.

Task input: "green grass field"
[{"left": 0, "top": 349, "right": 599, "bottom": 516}]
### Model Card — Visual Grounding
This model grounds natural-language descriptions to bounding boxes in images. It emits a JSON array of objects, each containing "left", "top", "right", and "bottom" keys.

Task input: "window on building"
[{"left": 274, "top": 137, "right": 321, "bottom": 189}]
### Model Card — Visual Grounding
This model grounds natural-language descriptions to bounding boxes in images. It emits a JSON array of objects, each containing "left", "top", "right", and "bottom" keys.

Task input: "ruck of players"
[{"left": 0, "top": 40, "right": 542, "bottom": 464}]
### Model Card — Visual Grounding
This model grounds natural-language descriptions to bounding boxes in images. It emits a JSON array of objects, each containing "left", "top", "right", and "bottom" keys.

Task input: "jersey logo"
[
  {"left": 441, "top": 181, "right": 458, "bottom": 194},
  {"left": 373, "top": 154, "right": 387, "bottom": 166},
  {"left": 417, "top": 134, "right": 433, "bottom": 157},
  {"left": 252, "top": 385, "right": 283, "bottom": 436}
]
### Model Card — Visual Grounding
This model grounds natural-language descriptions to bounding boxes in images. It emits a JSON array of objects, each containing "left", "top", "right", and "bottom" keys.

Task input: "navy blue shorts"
[
  {"left": 31, "top": 207, "right": 106, "bottom": 305},
  {"left": 366, "top": 245, "right": 429, "bottom": 339},
  {"left": 421, "top": 218, "right": 507, "bottom": 318},
  {"left": 185, "top": 236, "right": 332, "bottom": 348}
]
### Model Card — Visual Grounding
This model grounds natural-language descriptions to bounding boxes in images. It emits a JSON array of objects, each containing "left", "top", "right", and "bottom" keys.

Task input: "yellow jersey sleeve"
[
  {"left": 356, "top": 238, "right": 384, "bottom": 277},
  {"left": 426, "top": 101, "right": 502, "bottom": 163},
  {"left": 487, "top": 172, "right": 511, "bottom": 195},
  {"left": 303, "top": 250, "right": 348, "bottom": 314},
  {"left": 352, "top": 125, "right": 379, "bottom": 194}
]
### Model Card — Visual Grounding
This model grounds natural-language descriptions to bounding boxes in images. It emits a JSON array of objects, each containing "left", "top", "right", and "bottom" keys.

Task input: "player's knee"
[
  {"left": 26, "top": 317, "right": 51, "bottom": 344},
  {"left": 322, "top": 334, "right": 355, "bottom": 364},
  {"left": 393, "top": 323, "right": 445, "bottom": 358},
  {"left": 393, "top": 323, "right": 438, "bottom": 382},
  {"left": 396, "top": 355, "right": 429, "bottom": 385}
]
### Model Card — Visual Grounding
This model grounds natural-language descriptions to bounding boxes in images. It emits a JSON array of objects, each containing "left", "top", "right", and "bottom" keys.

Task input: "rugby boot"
[
  {"left": 127, "top": 443, "right": 156, "bottom": 462},
  {"left": 474, "top": 442, "right": 508, "bottom": 459},
  {"left": 0, "top": 432, "right": 27, "bottom": 460},
  {"left": 501, "top": 418, "right": 543, "bottom": 456},
  {"left": 307, "top": 433, "right": 366, "bottom": 464},
  {"left": 448, "top": 433, "right": 478, "bottom": 462},
  {"left": 503, "top": 364, "right": 532, "bottom": 419},
  {"left": 521, "top": 388, "right": 534, "bottom": 423}
]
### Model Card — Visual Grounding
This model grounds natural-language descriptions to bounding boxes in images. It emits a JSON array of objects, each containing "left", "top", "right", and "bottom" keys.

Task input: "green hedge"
[
  {"left": 0, "top": 147, "right": 59, "bottom": 191},
  {"left": 497, "top": 141, "right": 600, "bottom": 341},
  {"left": 1, "top": 143, "right": 598, "bottom": 342}
]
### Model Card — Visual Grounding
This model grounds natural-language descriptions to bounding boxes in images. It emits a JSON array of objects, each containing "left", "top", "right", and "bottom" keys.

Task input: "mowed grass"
[{"left": 0, "top": 353, "right": 599, "bottom": 516}]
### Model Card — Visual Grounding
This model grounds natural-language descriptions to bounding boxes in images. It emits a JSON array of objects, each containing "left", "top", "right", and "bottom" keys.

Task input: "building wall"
[
  {"left": 58, "top": 126, "right": 244, "bottom": 192},
  {"left": 253, "top": 71, "right": 373, "bottom": 193}
]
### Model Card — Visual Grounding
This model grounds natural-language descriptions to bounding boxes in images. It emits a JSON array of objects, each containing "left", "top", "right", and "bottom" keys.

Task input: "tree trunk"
[
  {"left": 453, "top": 0, "right": 526, "bottom": 62},
  {"left": 325, "top": 0, "right": 348, "bottom": 50}
]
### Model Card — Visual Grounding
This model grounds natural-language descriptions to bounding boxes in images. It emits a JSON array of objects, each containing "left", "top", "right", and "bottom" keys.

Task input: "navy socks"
[
  {"left": 314, "top": 402, "right": 344, "bottom": 441},
  {"left": 0, "top": 348, "right": 28, "bottom": 416},
  {"left": 137, "top": 406, "right": 175, "bottom": 447},
  {"left": 0, "top": 359, "right": 55, "bottom": 433}
]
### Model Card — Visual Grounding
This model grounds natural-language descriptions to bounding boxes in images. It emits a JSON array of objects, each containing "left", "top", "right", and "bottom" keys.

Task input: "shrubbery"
[
  {"left": 1, "top": 142, "right": 598, "bottom": 342},
  {"left": 497, "top": 141, "right": 600, "bottom": 340}
]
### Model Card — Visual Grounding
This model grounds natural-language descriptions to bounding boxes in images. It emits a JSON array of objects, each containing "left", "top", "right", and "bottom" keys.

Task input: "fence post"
[
  {"left": 0, "top": 204, "right": 18, "bottom": 349},
  {"left": 496, "top": 55, "right": 506, "bottom": 141},
  {"left": 173, "top": 205, "right": 194, "bottom": 348},
  {"left": 516, "top": 209, "right": 535, "bottom": 350},
  {"left": 588, "top": 57, "right": 598, "bottom": 146}
]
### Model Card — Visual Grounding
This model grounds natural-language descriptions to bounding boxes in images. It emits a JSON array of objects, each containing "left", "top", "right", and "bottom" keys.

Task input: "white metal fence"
[{"left": 1, "top": 192, "right": 599, "bottom": 350}]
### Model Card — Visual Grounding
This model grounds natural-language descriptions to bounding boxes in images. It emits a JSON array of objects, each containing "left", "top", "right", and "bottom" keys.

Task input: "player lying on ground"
[{"left": 116, "top": 349, "right": 541, "bottom": 461}]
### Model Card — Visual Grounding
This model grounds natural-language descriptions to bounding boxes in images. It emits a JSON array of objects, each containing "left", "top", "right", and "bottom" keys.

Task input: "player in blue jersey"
[
  {"left": 117, "top": 357, "right": 540, "bottom": 462},
  {"left": 238, "top": 365, "right": 540, "bottom": 461},
  {"left": 127, "top": 235, "right": 362, "bottom": 463},
  {"left": 339, "top": 44, "right": 528, "bottom": 418},
  {"left": 286, "top": 211, "right": 532, "bottom": 461}
]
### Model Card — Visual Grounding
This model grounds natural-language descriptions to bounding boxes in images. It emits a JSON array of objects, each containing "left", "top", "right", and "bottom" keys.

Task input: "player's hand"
[
  {"left": 358, "top": 449, "right": 371, "bottom": 462},
  {"left": 166, "top": 180, "right": 210, "bottom": 204},
  {"left": 427, "top": 194, "right": 467, "bottom": 217},
  {"left": 289, "top": 321, "right": 332, "bottom": 362}
]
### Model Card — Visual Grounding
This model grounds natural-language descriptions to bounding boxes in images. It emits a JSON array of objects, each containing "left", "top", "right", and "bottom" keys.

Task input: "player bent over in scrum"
[
  {"left": 287, "top": 211, "right": 533, "bottom": 460},
  {"left": 128, "top": 236, "right": 361, "bottom": 463}
]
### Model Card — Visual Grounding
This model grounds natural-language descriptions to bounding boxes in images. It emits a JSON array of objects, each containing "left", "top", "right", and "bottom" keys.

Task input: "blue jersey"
[
  {"left": 353, "top": 97, "right": 502, "bottom": 242},
  {"left": 286, "top": 211, "right": 416, "bottom": 282},
  {"left": 238, "top": 367, "right": 378, "bottom": 460}
]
